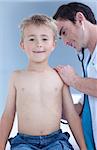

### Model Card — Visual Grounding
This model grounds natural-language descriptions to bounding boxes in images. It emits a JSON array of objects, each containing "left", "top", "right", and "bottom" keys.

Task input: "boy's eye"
[
  {"left": 29, "top": 38, "right": 34, "bottom": 41},
  {"left": 42, "top": 38, "right": 48, "bottom": 41}
]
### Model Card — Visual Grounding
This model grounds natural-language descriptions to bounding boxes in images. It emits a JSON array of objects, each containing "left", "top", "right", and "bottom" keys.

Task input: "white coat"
[
  {"left": 80, "top": 44, "right": 97, "bottom": 149},
  {"left": 87, "top": 44, "right": 97, "bottom": 149}
]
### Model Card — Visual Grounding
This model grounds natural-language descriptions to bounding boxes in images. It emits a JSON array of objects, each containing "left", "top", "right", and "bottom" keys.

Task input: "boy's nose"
[{"left": 36, "top": 41, "right": 42, "bottom": 47}]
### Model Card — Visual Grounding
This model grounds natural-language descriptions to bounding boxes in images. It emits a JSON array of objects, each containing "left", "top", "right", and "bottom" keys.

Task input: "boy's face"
[
  {"left": 56, "top": 17, "right": 86, "bottom": 52},
  {"left": 20, "top": 24, "right": 56, "bottom": 63}
]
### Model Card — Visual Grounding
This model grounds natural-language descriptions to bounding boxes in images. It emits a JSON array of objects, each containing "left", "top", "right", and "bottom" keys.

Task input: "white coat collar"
[{"left": 89, "top": 44, "right": 97, "bottom": 69}]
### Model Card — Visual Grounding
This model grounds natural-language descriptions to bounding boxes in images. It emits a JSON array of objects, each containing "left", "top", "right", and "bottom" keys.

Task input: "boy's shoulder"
[
  {"left": 10, "top": 69, "right": 25, "bottom": 79},
  {"left": 52, "top": 68, "right": 64, "bottom": 84},
  {"left": 12, "top": 69, "right": 24, "bottom": 75},
  {"left": 9, "top": 70, "right": 26, "bottom": 85}
]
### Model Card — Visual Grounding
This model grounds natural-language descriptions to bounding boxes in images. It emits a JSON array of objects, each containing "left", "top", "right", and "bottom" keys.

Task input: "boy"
[{"left": 0, "top": 14, "right": 86, "bottom": 150}]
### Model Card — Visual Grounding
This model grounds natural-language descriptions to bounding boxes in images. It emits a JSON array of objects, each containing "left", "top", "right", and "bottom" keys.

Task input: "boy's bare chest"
[{"left": 16, "top": 73, "right": 63, "bottom": 96}]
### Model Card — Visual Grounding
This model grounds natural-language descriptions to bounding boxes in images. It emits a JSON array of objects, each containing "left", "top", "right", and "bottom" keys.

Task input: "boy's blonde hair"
[{"left": 19, "top": 14, "right": 58, "bottom": 41}]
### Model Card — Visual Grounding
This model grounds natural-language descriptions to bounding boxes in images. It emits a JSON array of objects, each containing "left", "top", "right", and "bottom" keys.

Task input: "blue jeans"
[{"left": 9, "top": 129, "right": 74, "bottom": 150}]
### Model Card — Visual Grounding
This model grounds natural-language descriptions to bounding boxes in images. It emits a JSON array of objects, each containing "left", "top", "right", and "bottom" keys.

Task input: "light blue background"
[{"left": 0, "top": 0, "right": 97, "bottom": 116}]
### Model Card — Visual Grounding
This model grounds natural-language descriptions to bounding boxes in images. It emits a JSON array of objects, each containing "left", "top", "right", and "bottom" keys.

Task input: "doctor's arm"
[
  {"left": 56, "top": 65, "right": 97, "bottom": 97},
  {"left": 70, "top": 72, "right": 97, "bottom": 97}
]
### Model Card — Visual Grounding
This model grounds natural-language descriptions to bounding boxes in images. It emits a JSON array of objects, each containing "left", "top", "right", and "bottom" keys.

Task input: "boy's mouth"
[{"left": 32, "top": 51, "right": 46, "bottom": 53}]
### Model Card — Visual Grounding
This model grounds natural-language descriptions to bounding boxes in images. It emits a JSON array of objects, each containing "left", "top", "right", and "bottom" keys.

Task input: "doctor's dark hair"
[{"left": 53, "top": 2, "right": 97, "bottom": 24}]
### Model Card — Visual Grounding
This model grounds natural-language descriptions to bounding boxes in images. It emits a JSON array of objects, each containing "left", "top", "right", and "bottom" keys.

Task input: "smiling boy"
[{"left": 0, "top": 14, "right": 86, "bottom": 150}]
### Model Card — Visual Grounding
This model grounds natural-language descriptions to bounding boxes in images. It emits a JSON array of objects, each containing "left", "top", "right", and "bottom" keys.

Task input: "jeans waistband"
[{"left": 18, "top": 129, "right": 62, "bottom": 140}]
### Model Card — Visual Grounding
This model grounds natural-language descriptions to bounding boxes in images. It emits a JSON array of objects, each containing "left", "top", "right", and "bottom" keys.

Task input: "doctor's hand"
[{"left": 56, "top": 65, "right": 78, "bottom": 86}]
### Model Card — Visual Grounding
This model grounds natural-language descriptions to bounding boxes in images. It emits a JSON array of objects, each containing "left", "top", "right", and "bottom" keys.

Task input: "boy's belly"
[{"left": 17, "top": 105, "right": 61, "bottom": 136}]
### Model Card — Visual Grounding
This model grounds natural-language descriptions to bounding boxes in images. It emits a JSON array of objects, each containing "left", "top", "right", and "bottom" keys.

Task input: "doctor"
[{"left": 53, "top": 2, "right": 97, "bottom": 150}]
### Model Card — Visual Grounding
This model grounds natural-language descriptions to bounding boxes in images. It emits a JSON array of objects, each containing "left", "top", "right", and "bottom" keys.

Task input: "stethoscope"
[
  {"left": 77, "top": 48, "right": 86, "bottom": 116},
  {"left": 77, "top": 48, "right": 86, "bottom": 77}
]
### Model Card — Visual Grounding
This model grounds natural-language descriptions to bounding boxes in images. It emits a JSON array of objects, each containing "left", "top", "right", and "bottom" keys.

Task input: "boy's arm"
[
  {"left": 62, "top": 84, "right": 87, "bottom": 150},
  {"left": 74, "top": 102, "right": 83, "bottom": 116},
  {"left": 62, "top": 103, "right": 82, "bottom": 120},
  {"left": 0, "top": 72, "right": 17, "bottom": 150}
]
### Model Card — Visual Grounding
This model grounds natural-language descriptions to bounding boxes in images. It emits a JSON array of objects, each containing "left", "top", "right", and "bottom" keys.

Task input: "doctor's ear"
[{"left": 75, "top": 12, "right": 85, "bottom": 24}]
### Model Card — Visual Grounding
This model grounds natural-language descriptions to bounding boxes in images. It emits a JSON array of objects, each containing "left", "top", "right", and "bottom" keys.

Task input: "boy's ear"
[
  {"left": 20, "top": 41, "right": 24, "bottom": 50},
  {"left": 53, "top": 40, "right": 56, "bottom": 48},
  {"left": 75, "top": 12, "right": 85, "bottom": 24},
  {"left": 51, "top": 40, "right": 56, "bottom": 52}
]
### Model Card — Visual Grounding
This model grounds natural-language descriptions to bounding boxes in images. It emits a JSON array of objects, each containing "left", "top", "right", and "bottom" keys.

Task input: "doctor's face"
[{"left": 56, "top": 19, "right": 85, "bottom": 52}]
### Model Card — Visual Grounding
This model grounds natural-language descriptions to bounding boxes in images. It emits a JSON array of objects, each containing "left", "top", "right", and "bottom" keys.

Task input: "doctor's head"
[{"left": 53, "top": 2, "right": 97, "bottom": 53}]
